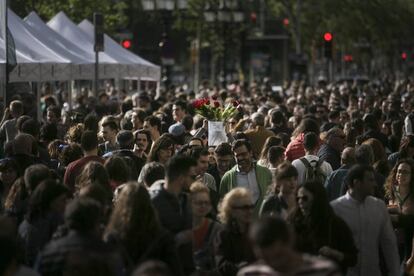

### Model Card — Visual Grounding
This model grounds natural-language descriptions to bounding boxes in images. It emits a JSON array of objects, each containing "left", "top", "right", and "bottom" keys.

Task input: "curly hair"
[
  {"left": 48, "top": 140, "right": 66, "bottom": 160},
  {"left": 66, "top": 123, "right": 85, "bottom": 144},
  {"left": 59, "top": 143, "right": 83, "bottom": 167},
  {"left": 385, "top": 158, "right": 414, "bottom": 202},
  {"left": 218, "top": 187, "right": 252, "bottom": 225}
]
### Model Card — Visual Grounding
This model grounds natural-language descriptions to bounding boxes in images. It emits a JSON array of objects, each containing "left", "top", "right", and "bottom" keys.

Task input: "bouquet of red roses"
[{"left": 192, "top": 96, "right": 239, "bottom": 121}]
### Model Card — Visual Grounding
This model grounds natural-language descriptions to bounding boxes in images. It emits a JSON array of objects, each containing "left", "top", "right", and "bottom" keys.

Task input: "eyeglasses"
[
  {"left": 232, "top": 204, "right": 255, "bottom": 210},
  {"left": 296, "top": 195, "right": 309, "bottom": 202}
]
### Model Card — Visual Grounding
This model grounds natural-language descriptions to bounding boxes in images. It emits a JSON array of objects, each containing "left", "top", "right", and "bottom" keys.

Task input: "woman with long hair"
[
  {"left": 385, "top": 158, "right": 414, "bottom": 266},
  {"left": 18, "top": 179, "right": 69, "bottom": 266},
  {"left": 190, "top": 182, "right": 221, "bottom": 272},
  {"left": 289, "top": 180, "right": 357, "bottom": 273},
  {"left": 362, "top": 138, "right": 390, "bottom": 177},
  {"left": 259, "top": 162, "right": 298, "bottom": 219},
  {"left": 147, "top": 134, "right": 175, "bottom": 165},
  {"left": 214, "top": 187, "right": 256, "bottom": 276},
  {"left": 0, "top": 158, "right": 20, "bottom": 211},
  {"left": 104, "top": 183, "right": 182, "bottom": 275},
  {"left": 257, "top": 136, "right": 282, "bottom": 168}
]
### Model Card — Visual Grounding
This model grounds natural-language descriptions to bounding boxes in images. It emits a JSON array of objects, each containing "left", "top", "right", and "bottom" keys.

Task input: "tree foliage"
[
  {"left": 10, "top": 0, "right": 127, "bottom": 34},
  {"left": 267, "top": 0, "right": 414, "bottom": 54}
]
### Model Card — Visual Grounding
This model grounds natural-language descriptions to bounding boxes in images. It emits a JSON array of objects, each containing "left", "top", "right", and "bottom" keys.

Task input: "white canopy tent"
[
  {"left": 0, "top": 37, "right": 39, "bottom": 82},
  {"left": 47, "top": 11, "right": 122, "bottom": 80},
  {"left": 5, "top": 10, "right": 72, "bottom": 82},
  {"left": 78, "top": 19, "right": 160, "bottom": 81},
  {"left": 24, "top": 12, "right": 97, "bottom": 80}
]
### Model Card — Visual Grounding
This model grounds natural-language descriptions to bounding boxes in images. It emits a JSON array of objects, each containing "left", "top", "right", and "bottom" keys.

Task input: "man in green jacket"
[{"left": 219, "top": 139, "right": 272, "bottom": 214}]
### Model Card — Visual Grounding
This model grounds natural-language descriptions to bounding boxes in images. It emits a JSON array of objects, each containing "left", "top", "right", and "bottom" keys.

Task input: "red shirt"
[
  {"left": 192, "top": 218, "right": 210, "bottom": 251},
  {"left": 285, "top": 133, "right": 306, "bottom": 161},
  {"left": 63, "top": 155, "right": 105, "bottom": 193}
]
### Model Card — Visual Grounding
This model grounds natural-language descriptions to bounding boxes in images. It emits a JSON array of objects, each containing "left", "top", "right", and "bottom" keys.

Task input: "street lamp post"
[
  {"left": 141, "top": 0, "right": 182, "bottom": 88},
  {"left": 204, "top": 0, "right": 244, "bottom": 86}
]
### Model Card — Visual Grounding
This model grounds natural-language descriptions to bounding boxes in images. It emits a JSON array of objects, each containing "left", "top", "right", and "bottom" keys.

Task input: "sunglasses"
[
  {"left": 297, "top": 195, "right": 309, "bottom": 202},
  {"left": 232, "top": 204, "right": 255, "bottom": 210}
]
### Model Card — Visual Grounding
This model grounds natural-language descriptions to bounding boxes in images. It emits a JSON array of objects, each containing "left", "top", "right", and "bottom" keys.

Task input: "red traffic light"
[
  {"left": 402, "top": 52, "right": 408, "bottom": 60},
  {"left": 122, "top": 39, "right": 132, "bottom": 49},
  {"left": 323, "top": 32, "right": 333, "bottom": 42},
  {"left": 250, "top": 12, "right": 257, "bottom": 23},
  {"left": 283, "top": 18, "right": 289, "bottom": 26},
  {"left": 344, "top": 55, "right": 353, "bottom": 62}
]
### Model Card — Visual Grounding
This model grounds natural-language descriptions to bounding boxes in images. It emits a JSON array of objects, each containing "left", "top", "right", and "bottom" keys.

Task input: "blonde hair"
[
  {"left": 218, "top": 187, "right": 252, "bottom": 224},
  {"left": 190, "top": 181, "right": 210, "bottom": 196}
]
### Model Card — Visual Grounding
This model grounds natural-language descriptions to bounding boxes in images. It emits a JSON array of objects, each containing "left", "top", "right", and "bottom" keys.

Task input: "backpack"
[{"left": 300, "top": 157, "right": 327, "bottom": 184}]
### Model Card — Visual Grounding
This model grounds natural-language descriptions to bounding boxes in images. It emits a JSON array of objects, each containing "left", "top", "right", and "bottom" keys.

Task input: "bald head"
[{"left": 341, "top": 147, "right": 356, "bottom": 166}]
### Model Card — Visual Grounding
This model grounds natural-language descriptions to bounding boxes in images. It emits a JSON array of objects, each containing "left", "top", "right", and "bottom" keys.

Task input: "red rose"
[
  {"left": 214, "top": 101, "right": 220, "bottom": 108},
  {"left": 212, "top": 95, "right": 218, "bottom": 100},
  {"left": 232, "top": 100, "right": 239, "bottom": 107},
  {"left": 192, "top": 100, "right": 200, "bottom": 108}
]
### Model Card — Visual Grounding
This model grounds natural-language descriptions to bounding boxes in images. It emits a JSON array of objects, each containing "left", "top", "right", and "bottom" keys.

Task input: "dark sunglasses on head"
[{"left": 232, "top": 204, "right": 255, "bottom": 210}]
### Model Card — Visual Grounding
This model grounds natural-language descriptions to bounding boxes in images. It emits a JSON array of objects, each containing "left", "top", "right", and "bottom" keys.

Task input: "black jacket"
[
  {"left": 317, "top": 144, "right": 341, "bottom": 171},
  {"left": 149, "top": 181, "right": 192, "bottom": 234},
  {"left": 213, "top": 223, "right": 256, "bottom": 276},
  {"left": 36, "top": 231, "right": 120, "bottom": 276},
  {"left": 106, "top": 228, "right": 184, "bottom": 276}
]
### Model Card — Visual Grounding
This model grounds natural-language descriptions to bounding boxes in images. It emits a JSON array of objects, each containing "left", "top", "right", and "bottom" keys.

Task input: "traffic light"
[
  {"left": 323, "top": 32, "right": 333, "bottom": 59},
  {"left": 249, "top": 12, "right": 257, "bottom": 24},
  {"left": 402, "top": 52, "right": 408, "bottom": 61},
  {"left": 94, "top": 13, "right": 104, "bottom": 52},
  {"left": 344, "top": 55, "right": 353, "bottom": 62},
  {"left": 121, "top": 39, "right": 132, "bottom": 49}
]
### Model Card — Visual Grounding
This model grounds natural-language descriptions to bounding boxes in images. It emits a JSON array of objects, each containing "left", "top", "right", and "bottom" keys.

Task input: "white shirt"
[
  {"left": 331, "top": 193, "right": 399, "bottom": 276},
  {"left": 291, "top": 155, "right": 333, "bottom": 185},
  {"left": 236, "top": 165, "right": 260, "bottom": 204}
]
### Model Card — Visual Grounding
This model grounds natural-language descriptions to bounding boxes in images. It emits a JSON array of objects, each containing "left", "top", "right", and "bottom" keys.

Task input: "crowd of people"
[{"left": 1, "top": 76, "right": 414, "bottom": 276}]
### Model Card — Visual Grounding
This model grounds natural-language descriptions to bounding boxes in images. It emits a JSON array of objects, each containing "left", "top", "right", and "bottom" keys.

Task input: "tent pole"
[
  {"left": 137, "top": 78, "right": 141, "bottom": 93},
  {"left": 37, "top": 82, "right": 41, "bottom": 122},
  {"left": 155, "top": 81, "right": 160, "bottom": 98},
  {"left": 68, "top": 81, "right": 73, "bottom": 111},
  {"left": 94, "top": 51, "right": 99, "bottom": 97}
]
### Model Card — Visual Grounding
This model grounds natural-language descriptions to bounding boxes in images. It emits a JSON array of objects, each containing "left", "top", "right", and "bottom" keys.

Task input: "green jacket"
[{"left": 219, "top": 163, "right": 272, "bottom": 214}]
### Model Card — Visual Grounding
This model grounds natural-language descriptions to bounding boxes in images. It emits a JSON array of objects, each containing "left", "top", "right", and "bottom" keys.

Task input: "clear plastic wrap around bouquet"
[{"left": 192, "top": 96, "right": 240, "bottom": 146}]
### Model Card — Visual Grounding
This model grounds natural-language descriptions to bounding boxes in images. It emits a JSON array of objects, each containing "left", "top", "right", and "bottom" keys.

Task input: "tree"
[
  {"left": 11, "top": 0, "right": 127, "bottom": 34},
  {"left": 267, "top": 0, "right": 414, "bottom": 55}
]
